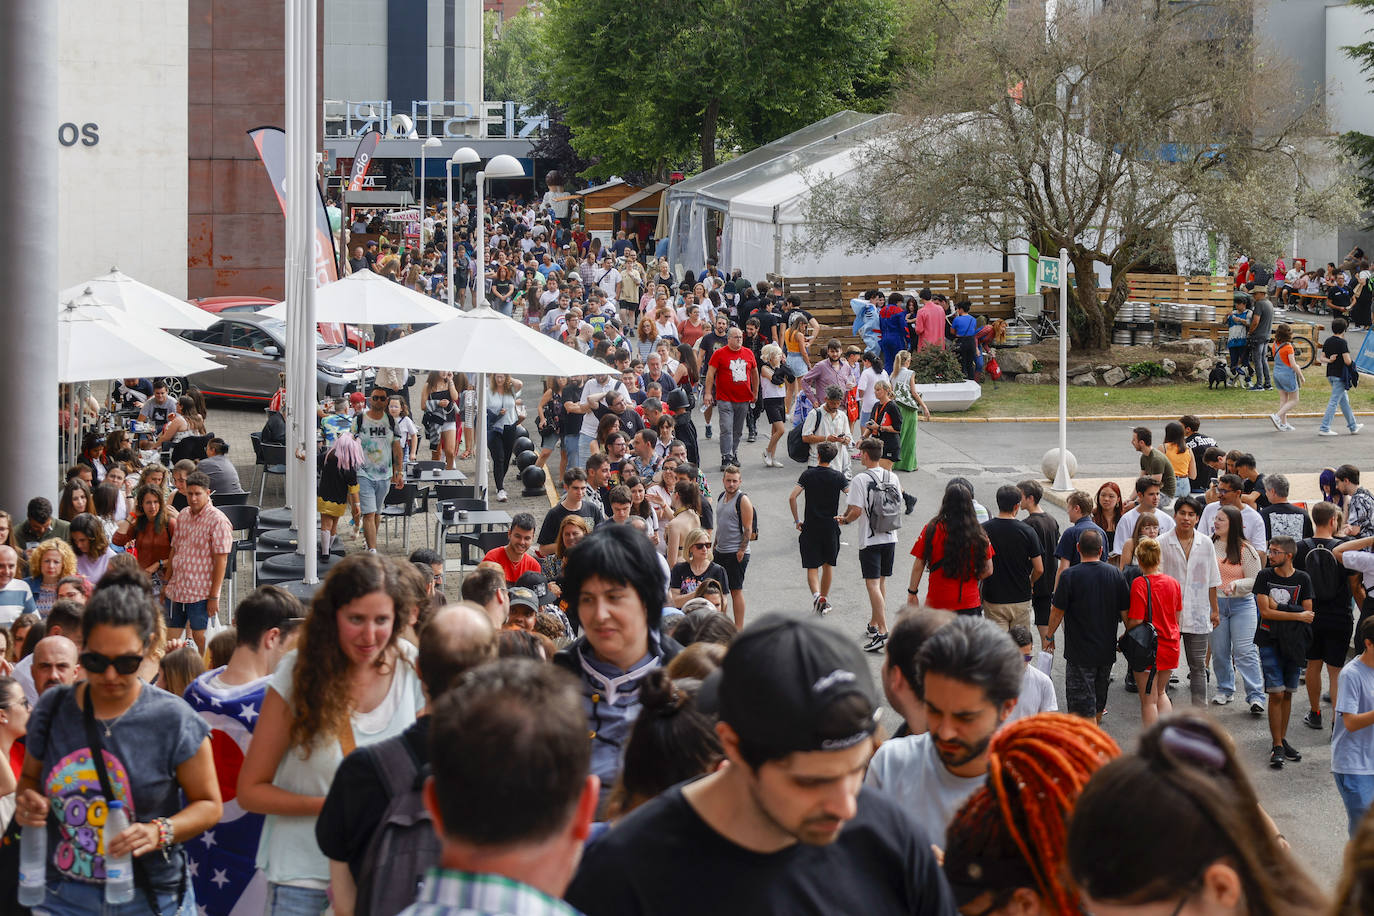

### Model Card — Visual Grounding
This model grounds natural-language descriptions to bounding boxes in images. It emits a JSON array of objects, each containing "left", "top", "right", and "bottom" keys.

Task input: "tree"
[
  {"left": 485, "top": 9, "right": 545, "bottom": 104},
  {"left": 801, "top": 0, "right": 1357, "bottom": 350},
  {"left": 1338, "top": 0, "right": 1374, "bottom": 213},
  {"left": 540, "top": 0, "right": 898, "bottom": 178}
]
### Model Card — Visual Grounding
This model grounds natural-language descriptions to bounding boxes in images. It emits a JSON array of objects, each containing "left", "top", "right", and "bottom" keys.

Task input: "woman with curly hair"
[
  {"left": 237, "top": 553, "right": 425, "bottom": 914},
  {"left": 908, "top": 479, "right": 995, "bottom": 614},
  {"left": 944, "top": 713, "right": 1119, "bottom": 916},
  {"left": 1069, "top": 715, "right": 1326, "bottom": 916},
  {"left": 68, "top": 512, "right": 116, "bottom": 584},
  {"left": 24, "top": 538, "right": 77, "bottom": 615}
]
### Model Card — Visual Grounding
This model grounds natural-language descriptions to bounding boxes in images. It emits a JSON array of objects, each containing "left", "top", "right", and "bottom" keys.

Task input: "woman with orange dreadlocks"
[{"left": 943, "top": 712, "right": 1119, "bottom": 916}]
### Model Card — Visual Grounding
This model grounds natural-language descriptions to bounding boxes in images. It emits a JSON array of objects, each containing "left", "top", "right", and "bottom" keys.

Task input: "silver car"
[{"left": 177, "top": 313, "right": 367, "bottom": 402}]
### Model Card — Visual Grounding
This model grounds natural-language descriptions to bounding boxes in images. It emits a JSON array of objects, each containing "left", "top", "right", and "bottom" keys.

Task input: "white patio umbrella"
[
  {"left": 60, "top": 267, "right": 216, "bottom": 330},
  {"left": 58, "top": 298, "right": 223, "bottom": 383},
  {"left": 260, "top": 269, "right": 459, "bottom": 325},
  {"left": 357, "top": 305, "right": 615, "bottom": 498}
]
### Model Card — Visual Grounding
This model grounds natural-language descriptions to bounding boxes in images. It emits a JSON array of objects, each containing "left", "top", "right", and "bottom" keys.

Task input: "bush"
[
  {"left": 1127, "top": 361, "right": 1169, "bottom": 379},
  {"left": 911, "top": 344, "right": 967, "bottom": 383}
]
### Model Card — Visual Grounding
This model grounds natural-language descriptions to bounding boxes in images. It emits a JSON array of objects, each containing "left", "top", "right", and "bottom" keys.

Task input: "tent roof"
[{"left": 666, "top": 111, "right": 894, "bottom": 211}]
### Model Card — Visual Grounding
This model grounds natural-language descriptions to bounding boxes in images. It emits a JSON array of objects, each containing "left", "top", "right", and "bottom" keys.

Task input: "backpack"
[
  {"left": 862, "top": 469, "right": 903, "bottom": 537},
  {"left": 723, "top": 491, "right": 759, "bottom": 542},
  {"left": 787, "top": 408, "right": 824, "bottom": 464},
  {"left": 355, "top": 737, "right": 440, "bottom": 916},
  {"left": 1300, "top": 538, "right": 1350, "bottom": 605}
]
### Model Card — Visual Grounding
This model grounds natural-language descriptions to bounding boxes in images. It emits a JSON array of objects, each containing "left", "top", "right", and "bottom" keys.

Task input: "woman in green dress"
[{"left": 889, "top": 349, "right": 931, "bottom": 471}]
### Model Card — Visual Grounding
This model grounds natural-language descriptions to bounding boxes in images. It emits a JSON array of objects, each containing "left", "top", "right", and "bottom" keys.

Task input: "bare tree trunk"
[
  {"left": 1070, "top": 249, "right": 1110, "bottom": 350},
  {"left": 700, "top": 98, "right": 720, "bottom": 172}
]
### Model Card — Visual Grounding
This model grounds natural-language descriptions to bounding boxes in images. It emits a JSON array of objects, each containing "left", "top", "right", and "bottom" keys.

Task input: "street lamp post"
[
  {"left": 418, "top": 136, "right": 441, "bottom": 256},
  {"left": 472, "top": 154, "right": 527, "bottom": 502},
  {"left": 447, "top": 147, "right": 479, "bottom": 309}
]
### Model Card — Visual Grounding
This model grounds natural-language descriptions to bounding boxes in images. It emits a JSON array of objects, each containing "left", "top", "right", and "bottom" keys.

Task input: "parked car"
[
  {"left": 175, "top": 314, "right": 370, "bottom": 402},
  {"left": 190, "top": 296, "right": 370, "bottom": 350}
]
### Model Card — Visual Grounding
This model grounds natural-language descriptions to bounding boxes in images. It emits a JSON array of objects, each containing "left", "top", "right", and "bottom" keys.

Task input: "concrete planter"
[{"left": 914, "top": 380, "right": 983, "bottom": 412}]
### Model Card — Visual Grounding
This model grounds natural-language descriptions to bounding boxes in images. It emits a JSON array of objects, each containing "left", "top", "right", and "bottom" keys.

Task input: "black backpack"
[
  {"left": 1300, "top": 538, "right": 1350, "bottom": 606},
  {"left": 787, "top": 408, "right": 823, "bottom": 464},
  {"left": 355, "top": 737, "right": 440, "bottom": 916}
]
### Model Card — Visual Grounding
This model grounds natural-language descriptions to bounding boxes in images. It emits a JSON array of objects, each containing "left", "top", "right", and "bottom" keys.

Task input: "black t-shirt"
[
  {"left": 315, "top": 717, "right": 429, "bottom": 879},
  {"left": 1052, "top": 560, "right": 1130, "bottom": 666},
  {"left": 566, "top": 784, "right": 956, "bottom": 916},
  {"left": 1022, "top": 511, "right": 1060, "bottom": 598},
  {"left": 981, "top": 517, "right": 1043, "bottom": 604},
  {"left": 1254, "top": 568, "right": 1313, "bottom": 647},
  {"left": 1243, "top": 474, "right": 1270, "bottom": 510},
  {"left": 751, "top": 306, "right": 781, "bottom": 343},
  {"left": 798, "top": 466, "right": 849, "bottom": 530},
  {"left": 560, "top": 381, "right": 585, "bottom": 436},
  {"left": 1325, "top": 335, "right": 1351, "bottom": 378},
  {"left": 1261, "top": 502, "right": 1313, "bottom": 542},
  {"left": 669, "top": 561, "right": 730, "bottom": 596},
  {"left": 1185, "top": 433, "right": 1218, "bottom": 491},
  {"left": 538, "top": 502, "right": 604, "bottom": 547},
  {"left": 698, "top": 332, "right": 729, "bottom": 366}
]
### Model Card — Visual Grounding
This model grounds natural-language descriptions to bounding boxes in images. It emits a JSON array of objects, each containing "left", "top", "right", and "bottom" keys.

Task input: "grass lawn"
[{"left": 943, "top": 380, "right": 1374, "bottom": 420}]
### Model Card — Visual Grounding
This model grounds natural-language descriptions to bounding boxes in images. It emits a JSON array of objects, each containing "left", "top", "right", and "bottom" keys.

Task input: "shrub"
[
  {"left": 911, "top": 344, "right": 967, "bottom": 383},
  {"left": 1126, "top": 361, "right": 1169, "bottom": 379}
]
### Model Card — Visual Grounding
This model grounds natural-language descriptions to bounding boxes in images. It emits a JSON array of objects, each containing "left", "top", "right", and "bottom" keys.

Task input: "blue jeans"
[
  {"left": 1211, "top": 595, "right": 1265, "bottom": 704},
  {"left": 577, "top": 432, "right": 596, "bottom": 470},
  {"left": 41, "top": 878, "right": 196, "bottom": 915},
  {"left": 1334, "top": 772, "right": 1374, "bottom": 836},
  {"left": 1321, "top": 376, "right": 1357, "bottom": 432},
  {"left": 266, "top": 883, "right": 330, "bottom": 915}
]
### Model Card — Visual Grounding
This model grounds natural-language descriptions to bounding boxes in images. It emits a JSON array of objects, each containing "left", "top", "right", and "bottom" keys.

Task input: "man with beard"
[
  {"left": 565, "top": 615, "right": 955, "bottom": 916},
  {"left": 864, "top": 616, "right": 1023, "bottom": 848}
]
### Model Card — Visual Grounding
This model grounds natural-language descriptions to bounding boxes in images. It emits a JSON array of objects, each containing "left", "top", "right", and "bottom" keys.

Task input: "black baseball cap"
[{"left": 700, "top": 614, "right": 879, "bottom": 761}]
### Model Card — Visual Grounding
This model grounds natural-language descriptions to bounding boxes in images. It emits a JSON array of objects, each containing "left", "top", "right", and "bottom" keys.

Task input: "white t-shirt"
[
  {"left": 846, "top": 467, "right": 902, "bottom": 550},
  {"left": 858, "top": 367, "right": 888, "bottom": 414},
  {"left": 864, "top": 733, "right": 983, "bottom": 848},
  {"left": 1007, "top": 665, "right": 1057, "bottom": 722},
  {"left": 1113, "top": 505, "right": 1176, "bottom": 556},
  {"left": 579, "top": 377, "right": 628, "bottom": 438},
  {"left": 255, "top": 644, "right": 425, "bottom": 886},
  {"left": 1198, "top": 501, "right": 1266, "bottom": 554}
]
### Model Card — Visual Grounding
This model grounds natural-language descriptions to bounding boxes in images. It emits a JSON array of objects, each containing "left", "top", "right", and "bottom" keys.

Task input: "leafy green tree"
[
  {"left": 485, "top": 9, "right": 545, "bottom": 104},
  {"left": 541, "top": 0, "right": 898, "bottom": 177}
]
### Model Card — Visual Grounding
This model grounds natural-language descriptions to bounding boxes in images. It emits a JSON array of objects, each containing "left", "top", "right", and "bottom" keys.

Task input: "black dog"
[{"left": 1208, "top": 365, "right": 1229, "bottom": 389}]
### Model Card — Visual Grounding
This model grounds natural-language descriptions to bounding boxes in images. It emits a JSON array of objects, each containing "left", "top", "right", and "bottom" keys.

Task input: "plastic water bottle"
[
  {"left": 104, "top": 801, "right": 135, "bottom": 904},
  {"left": 17, "top": 819, "right": 46, "bottom": 906}
]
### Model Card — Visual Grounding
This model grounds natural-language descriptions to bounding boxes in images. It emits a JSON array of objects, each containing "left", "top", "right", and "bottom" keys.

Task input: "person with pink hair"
[{"left": 317, "top": 432, "right": 362, "bottom": 558}]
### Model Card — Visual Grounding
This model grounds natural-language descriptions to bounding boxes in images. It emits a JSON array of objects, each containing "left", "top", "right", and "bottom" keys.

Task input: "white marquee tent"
[{"left": 665, "top": 111, "right": 1004, "bottom": 282}]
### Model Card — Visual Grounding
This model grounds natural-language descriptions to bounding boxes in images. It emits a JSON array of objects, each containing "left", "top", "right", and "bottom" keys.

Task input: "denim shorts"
[
  {"left": 1259, "top": 643, "right": 1301, "bottom": 693},
  {"left": 165, "top": 598, "right": 209, "bottom": 631},
  {"left": 267, "top": 883, "right": 330, "bottom": 915},
  {"left": 358, "top": 475, "right": 391, "bottom": 514},
  {"left": 42, "top": 876, "right": 196, "bottom": 915}
]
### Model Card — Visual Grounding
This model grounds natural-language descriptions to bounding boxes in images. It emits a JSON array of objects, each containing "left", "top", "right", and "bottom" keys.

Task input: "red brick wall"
[{"left": 188, "top": 0, "right": 323, "bottom": 299}]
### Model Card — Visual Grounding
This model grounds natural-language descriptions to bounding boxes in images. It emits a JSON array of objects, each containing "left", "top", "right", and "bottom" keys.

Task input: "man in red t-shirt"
[
  {"left": 703, "top": 326, "right": 759, "bottom": 471},
  {"left": 482, "top": 512, "right": 541, "bottom": 583}
]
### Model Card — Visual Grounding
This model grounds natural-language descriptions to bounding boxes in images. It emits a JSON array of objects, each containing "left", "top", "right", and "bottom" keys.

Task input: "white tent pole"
[
  {"left": 300, "top": 0, "right": 319, "bottom": 582},
  {"left": 446, "top": 159, "right": 455, "bottom": 309},
  {"left": 283, "top": 0, "right": 300, "bottom": 538},
  {"left": 474, "top": 167, "right": 488, "bottom": 499}
]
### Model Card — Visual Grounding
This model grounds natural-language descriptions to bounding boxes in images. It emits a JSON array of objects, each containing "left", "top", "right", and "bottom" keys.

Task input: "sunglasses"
[
  {"left": 80, "top": 651, "right": 143, "bottom": 675},
  {"left": 691, "top": 542, "right": 711, "bottom": 551}
]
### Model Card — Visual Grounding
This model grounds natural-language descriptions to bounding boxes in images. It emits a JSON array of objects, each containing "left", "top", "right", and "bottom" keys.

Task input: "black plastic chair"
[
  {"left": 434, "top": 484, "right": 479, "bottom": 503},
  {"left": 256, "top": 443, "right": 287, "bottom": 505},
  {"left": 380, "top": 484, "right": 422, "bottom": 550},
  {"left": 211, "top": 490, "right": 250, "bottom": 507},
  {"left": 217, "top": 504, "right": 260, "bottom": 608},
  {"left": 457, "top": 530, "right": 510, "bottom": 575},
  {"left": 170, "top": 434, "right": 212, "bottom": 465}
]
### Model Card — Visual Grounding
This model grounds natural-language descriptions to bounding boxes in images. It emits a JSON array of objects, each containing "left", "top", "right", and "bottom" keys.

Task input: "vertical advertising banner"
[{"left": 348, "top": 129, "right": 382, "bottom": 192}]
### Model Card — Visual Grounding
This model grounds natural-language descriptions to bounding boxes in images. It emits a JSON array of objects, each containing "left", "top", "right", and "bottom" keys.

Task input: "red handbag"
[
  {"left": 845, "top": 388, "right": 861, "bottom": 422},
  {"left": 987, "top": 357, "right": 1002, "bottom": 380}
]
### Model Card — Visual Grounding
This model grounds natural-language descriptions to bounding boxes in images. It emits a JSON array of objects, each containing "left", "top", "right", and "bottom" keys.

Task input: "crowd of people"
[{"left": 6, "top": 188, "right": 1374, "bottom": 916}]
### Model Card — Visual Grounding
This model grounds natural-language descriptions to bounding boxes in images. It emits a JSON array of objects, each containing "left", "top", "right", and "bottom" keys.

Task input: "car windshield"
[{"left": 259, "top": 317, "right": 333, "bottom": 349}]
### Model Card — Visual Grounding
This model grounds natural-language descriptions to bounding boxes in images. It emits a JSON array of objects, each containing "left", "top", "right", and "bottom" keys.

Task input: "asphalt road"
[{"left": 713, "top": 414, "right": 1355, "bottom": 887}]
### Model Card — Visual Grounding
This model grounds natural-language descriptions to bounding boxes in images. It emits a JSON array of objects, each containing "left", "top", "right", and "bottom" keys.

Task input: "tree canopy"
[
  {"left": 539, "top": 0, "right": 900, "bottom": 178},
  {"left": 801, "top": 0, "right": 1356, "bottom": 349}
]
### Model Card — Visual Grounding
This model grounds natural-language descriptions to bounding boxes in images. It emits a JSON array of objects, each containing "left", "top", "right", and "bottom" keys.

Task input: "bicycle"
[{"left": 1007, "top": 304, "right": 1060, "bottom": 342}]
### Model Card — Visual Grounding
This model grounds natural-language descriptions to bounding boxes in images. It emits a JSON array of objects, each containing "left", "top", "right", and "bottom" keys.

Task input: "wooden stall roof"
[{"left": 608, "top": 183, "right": 668, "bottom": 213}]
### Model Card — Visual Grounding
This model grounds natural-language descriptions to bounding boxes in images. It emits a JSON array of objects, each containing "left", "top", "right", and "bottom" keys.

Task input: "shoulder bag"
[{"left": 1117, "top": 576, "right": 1159, "bottom": 694}]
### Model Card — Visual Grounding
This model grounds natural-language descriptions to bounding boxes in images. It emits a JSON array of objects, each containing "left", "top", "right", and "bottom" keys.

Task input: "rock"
[
  {"left": 1041, "top": 448, "right": 1078, "bottom": 481},
  {"left": 1161, "top": 358, "right": 1177, "bottom": 375},
  {"left": 1191, "top": 367, "right": 1208, "bottom": 381},
  {"left": 1095, "top": 364, "right": 1114, "bottom": 374},
  {"left": 998, "top": 349, "right": 1037, "bottom": 375},
  {"left": 1015, "top": 373, "right": 1043, "bottom": 385},
  {"left": 1192, "top": 356, "right": 1213, "bottom": 371},
  {"left": 1071, "top": 373, "right": 1098, "bottom": 387},
  {"left": 1065, "top": 360, "right": 1092, "bottom": 378},
  {"left": 1102, "top": 366, "right": 1127, "bottom": 386},
  {"left": 1160, "top": 338, "right": 1215, "bottom": 356}
]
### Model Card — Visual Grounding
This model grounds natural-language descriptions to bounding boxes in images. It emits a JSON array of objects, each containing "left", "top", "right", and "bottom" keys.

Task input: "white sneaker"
[
  {"left": 1280, "top": 423, "right": 1296, "bottom": 431},
  {"left": 1353, "top": 423, "right": 1365, "bottom": 435},
  {"left": 1269, "top": 414, "right": 1281, "bottom": 430},
  {"left": 1319, "top": 429, "right": 1340, "bottom": 437},
  {"left": 496, "top": 489, "right": 508, "bottom": 502},
  {"left": 763, "top": 451, "right": 774, "bottom": 468},
  {"left": 1211, "top": 693, "right": 1233, "bottom": 706}
]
